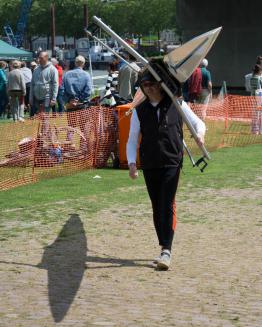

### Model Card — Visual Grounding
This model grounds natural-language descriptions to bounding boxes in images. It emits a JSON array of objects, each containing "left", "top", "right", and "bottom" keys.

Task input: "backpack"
[{"left": 188, "top": 67, "right": 202, "bottom": 95}]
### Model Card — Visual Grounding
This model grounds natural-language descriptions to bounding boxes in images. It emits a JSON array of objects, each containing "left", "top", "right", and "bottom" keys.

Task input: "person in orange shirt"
[{"left": 51, "top": 58, "right": 64, "bottom": 114}]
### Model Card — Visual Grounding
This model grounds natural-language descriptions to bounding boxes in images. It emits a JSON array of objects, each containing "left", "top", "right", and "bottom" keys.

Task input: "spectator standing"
[
  {"left": 113, "top": 55, "right": 126, "bottom": 71},
  {"left": 198, "top": 58, "right": 212, "bottom": 104},
  {"left": 29, "top": 61, "right": 38, "bottom": 116},
  {"left": 118, "top": 53, "right": 139, "bottom": 101},
  {"left": 60, "top": 55, "right": 92, "bottom": 151},
  {"left": 105, "top": 63, "right": 119, "bottom": 93},
  {"left": 0, "top": 61, "right": 8, "bottom": 119},
  {"left": 101, "top": 63, "right": 119, "bottom": 106},
  {"left": 30, "top": 61, "right": 37, "bottom": 73},
  {"left": 61, "top": 55, "right": 91, "bottom": 105},
  {"left": 245, "top": 56, "right": 262, "bottom": 92},
  {"left": 7, "top": 60, "right": 26, "bottom": 122},
  {"left": 249, "top": 64, "right": 262, "bottom": 134},
  {"left": 29, "top": 51, "right": 58, "bottom": 114},
  {"left": 51, "top": 57, "right": 64, "bottom": 114},
  {"left": 20, "top": 61, "right": 32, "bottom": 112},
  {"left": 195, "top": 58, "right": 212, "bottom": 120},
  {"left": 188, "top": 67, "right": 202, "bottom": 103},
  {"left": 249, "top": 64, "right": 262, "bottom": 95}
]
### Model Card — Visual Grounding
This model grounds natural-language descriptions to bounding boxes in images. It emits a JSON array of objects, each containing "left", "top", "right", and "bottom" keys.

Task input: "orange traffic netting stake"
[{"left": 0, "top": 96, "right": 262, "bottom": 191}]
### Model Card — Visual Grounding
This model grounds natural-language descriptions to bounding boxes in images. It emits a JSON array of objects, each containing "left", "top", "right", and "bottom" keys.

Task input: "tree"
[{"left": 0, "top": 0, "right": 177, "bottom": 42}]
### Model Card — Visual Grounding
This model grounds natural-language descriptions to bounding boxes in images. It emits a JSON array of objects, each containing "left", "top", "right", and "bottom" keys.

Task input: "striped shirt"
[{"left": 105, "top": 72, "right": 118, "bottom": 92}]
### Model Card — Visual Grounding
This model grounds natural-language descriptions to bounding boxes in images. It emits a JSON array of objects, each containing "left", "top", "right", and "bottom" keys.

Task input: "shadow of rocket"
[{"left": 37, "top": 213, "right": 87, "bottom": 323}]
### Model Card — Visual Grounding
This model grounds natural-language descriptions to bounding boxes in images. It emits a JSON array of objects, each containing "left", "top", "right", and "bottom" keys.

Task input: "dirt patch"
[{"left": 0, "top": 188, "right": 261, "bottom": 326}]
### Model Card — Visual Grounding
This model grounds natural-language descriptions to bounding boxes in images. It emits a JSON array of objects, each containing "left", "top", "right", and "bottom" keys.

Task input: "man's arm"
[
  {"left": 207, "top": 71, "right": 212, "bottom": 91},
  {"left": 82, "top": 72, "right": 92, "bottom": 101},
  {"left": 29, "top": 71, "right": 35, "bottom": 104},
  {"left": 50, "top": 67, "right": 59, "bottom": 102},
  {"left": 21, "top": 73, "right": 26, "bottom": 96},
  {"left": 126, "top": 109, "right": 140, "bottom": 179}
]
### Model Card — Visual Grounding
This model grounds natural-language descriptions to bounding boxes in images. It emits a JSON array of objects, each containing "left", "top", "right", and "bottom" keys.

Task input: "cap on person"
[
  {"left": 201, "top": 58, "right": 208, "bottom": 67},
  {"left": 140, "top": 71, "right": 157, "bottom": 84},
  {"left": 30, "top": 61, "right": 37, "bottom": 67},
  {"left": 75, "top": 55, "right": 85, "bottom": 64}
]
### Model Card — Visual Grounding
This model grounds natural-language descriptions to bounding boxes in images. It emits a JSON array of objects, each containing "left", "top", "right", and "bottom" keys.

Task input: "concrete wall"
[{"left": 176, "top": 0, "right": 262, "bottom": 87}]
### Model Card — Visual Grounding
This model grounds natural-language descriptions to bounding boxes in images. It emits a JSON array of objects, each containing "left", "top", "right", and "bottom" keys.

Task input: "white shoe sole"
[{"left": 157, "top": 260, "right": 170, "bottom": 270}]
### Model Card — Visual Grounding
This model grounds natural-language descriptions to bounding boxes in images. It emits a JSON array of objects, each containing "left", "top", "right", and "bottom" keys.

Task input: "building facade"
[{"left": 176, "top": 0, "right": 262, "bottom": 88}]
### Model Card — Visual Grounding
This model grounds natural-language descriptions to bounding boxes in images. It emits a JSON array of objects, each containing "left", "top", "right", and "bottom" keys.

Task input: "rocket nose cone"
[{"left": 163, "top": 26, "right": 222, "bottom": 83}]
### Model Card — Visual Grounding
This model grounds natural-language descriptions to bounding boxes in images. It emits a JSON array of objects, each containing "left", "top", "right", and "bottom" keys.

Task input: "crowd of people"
[
  {"left": 0, "top": 50, "right": 142, "bottom": 121},
  {"left": 1, "top": 50, "right": 262, "bottom": 138},
  {"left": 0, "top": 54, "right": 63, "bottom": 121},
  {"left": 182, "top": 58, "right": 212, "bottom": 105}
]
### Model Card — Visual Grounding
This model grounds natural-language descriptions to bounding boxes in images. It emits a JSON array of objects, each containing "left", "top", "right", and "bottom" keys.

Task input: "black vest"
[{"left": 136, "top": 97, "right": 183, "bottom": 169}]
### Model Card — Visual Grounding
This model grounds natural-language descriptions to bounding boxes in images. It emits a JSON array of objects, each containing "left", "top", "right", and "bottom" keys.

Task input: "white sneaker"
[
  {"left": 153, "top": 255, "right": 161, "bottom": 265},
  {"left": 18, "top": 117, "right": 25, "bottom": 122},
  {"left": 157, "top": 249, "right": 171, "bottom": 270}
]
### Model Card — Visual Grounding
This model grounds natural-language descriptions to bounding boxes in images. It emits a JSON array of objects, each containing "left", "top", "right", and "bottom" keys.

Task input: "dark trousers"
[
  {"left": 0, "top": 90, "right": 8, "bottom": 117},
  {"left": 25, "top": 83, "right": 31, "bottom": 108},
  {"left": 57, "top": 87, "right": 64, "bottom": 113},
  {"left": 143, "top": 166, "right": 180, "bottom": 251}
]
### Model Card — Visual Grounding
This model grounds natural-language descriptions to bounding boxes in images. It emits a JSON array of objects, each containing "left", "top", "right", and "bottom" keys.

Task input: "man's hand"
[
  {"left": 50, "top": 100, "right": 56, "bottom": 107},
  {"left": 69, "top": 99, "right": 80, "bottom": 107},
  {"left": 129, "top": 163, "right": 138, "bottom": 179}
]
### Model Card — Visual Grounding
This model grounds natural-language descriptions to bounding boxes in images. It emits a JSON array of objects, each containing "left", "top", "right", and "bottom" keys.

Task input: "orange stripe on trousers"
[{"left": 172, "top": 201, "right": 177, "bottom": 231}]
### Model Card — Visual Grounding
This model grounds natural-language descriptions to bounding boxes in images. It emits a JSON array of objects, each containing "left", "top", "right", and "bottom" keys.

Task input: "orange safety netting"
[
  {"left": 187, "top": 95, "right": 262, "bottom": 152},
  {"left": 0, "top": 106, "right": 117, "bottom": 191},
  {"left": 0, "top": 95, "right": 262, "bottom": 191}
]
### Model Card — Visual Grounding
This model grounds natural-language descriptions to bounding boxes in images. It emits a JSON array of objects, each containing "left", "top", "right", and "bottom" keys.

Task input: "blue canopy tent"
[{"left": 0, "top": 39, "right": 33, "bottom": 61}]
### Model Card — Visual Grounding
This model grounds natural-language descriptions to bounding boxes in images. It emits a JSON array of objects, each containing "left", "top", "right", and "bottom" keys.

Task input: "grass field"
[
  {"left": 0, "top": 144, "right": 261, "bottom": 326},
  {"left": 0, "top": 144, "right": 261, "bottom": 210}
]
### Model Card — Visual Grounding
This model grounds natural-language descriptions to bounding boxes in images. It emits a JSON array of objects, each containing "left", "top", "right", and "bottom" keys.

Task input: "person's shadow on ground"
[
  {"left": 0, "top": 213, "right": 153, "bottom": 323},
  {"left": 37, "top": 213, "right": 87, "bottom": 323}
]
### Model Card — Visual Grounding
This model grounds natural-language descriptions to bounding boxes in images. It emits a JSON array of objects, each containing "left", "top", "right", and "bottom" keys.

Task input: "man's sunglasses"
[{"left": 141, "top": 81, "right": 158, "bottom": 88}]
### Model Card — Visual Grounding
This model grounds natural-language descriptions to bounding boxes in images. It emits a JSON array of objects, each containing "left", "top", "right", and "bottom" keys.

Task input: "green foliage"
[{"left": 0, "top": 0, "right": 177, "bottom": 40}]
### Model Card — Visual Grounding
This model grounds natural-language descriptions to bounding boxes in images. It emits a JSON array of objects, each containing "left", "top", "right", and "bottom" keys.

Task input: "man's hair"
[
  {"left": 12, "top": 60, "right": 21, "bottom": 69},
  {"left": 0, "top": 61, "right": 7, "bottom": 69},
  {"left": 38, "top": 51, "right": 49, "bottom": 59},
  {"left": 253, "top": 64, "right": 262, "bottom": 75},
  {"left": 109, "top": 63, "right": 117, "bottom": 72},
  {"left": 200, "top": 58, "right": 208, "bottom": 67},
  {"left": 256, "top": 56, "right": 262, "bottom": 64},
  {"left": 20, "top": 61, "right": 26, "bottom": 68},
  {"left": 75, "top": 55, "right": 85, "bottom": 65}
]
